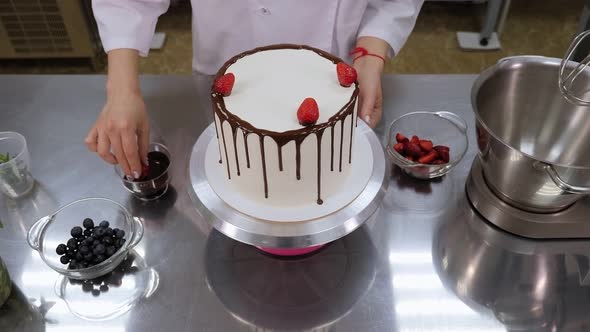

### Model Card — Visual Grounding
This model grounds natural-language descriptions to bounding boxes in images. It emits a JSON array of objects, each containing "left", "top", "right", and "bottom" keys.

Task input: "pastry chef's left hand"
[
  {"left": 354, "top": 56, "right": 384, "bottom": 128},
  {"left": 353, "top": 36, "right": 388, "bottom": 128}
]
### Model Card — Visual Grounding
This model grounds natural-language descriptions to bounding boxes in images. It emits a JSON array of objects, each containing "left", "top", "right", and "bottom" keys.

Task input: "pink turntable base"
[{"left": 257, "top": 244, "right": 325, "bottom": 256}]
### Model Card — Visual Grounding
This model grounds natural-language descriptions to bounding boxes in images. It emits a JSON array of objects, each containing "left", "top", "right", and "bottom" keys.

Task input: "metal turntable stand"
[
  {"left": 188, "top": 122, "right": 389, "bottom": 249},
  {"left": 466, "top": 158, "right": 590, "bottom": 239}
]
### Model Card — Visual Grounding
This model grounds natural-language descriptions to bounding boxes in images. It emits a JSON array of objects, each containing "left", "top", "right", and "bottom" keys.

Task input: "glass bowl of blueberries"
[{"left": 27, "top": 197, "right": 144, "bottom": 280}]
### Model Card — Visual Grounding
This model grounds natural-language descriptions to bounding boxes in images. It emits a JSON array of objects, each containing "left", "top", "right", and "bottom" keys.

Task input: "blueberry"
[
  {"left": 99, "top": 220, "right": 110, "bottom": 228},
  {"left": 84, "top": 253, "right": 94, "bottom": 262},
  {"left": 83, "top": 229, "right": 92, "bottom": 237},
  {"left": 106, "top": 246, "right": 117, "bottom": 257},
  {"left": 56, "top": 244, "right": 67, "bottom": 255},
  {"left": 95, "top": 228, "right": 105, "bottom": 238},
  {"left": 82, "top": 282, "right": 93, "bottom": 292},
  {"left": 113, "top": 228, "right": 120, "bottom": 234},
  {"left": 93, "top": 244, "right": 106, "bottom": 255},
  {"left": 67, "top": 238, "right": 78, "bottom": 250},
  {"left": 105, "top": 227, "right": 114, "bottom": 237},
  {"left": 100, "top": 285, "right": 109, "bottom": 292},
  {"left": 68, "top": 262, "right": 78, "bottom": 270},
  {"left": 103, "top": 236, "right": 113, "bottom": 245},
  {"left": 66, "top": 251, "right": 76, "bottom": 259},
  {"left": 83, "top": 218, "right": 94, "bottom": 229},
  {"left": 79, "top": 246, "right": 90, "bottom": 254},
  {"left": 115, "top": 229, "right": 125, "bottom": 239},
  {"left": 95, "top": 255, "right": 106, "bottom": 263},
  {"left": 91, "top": 289, "right": 100, "bottom": 297},
  {"left": 60, "top": 256, "right": 70, "bottom": 264},
  {"left": 93, "top": 240, "right": 101, "bottom": 247},
  {"left": 79, "top": 262, "right": 88, "bottom": 269},
  {"left": 118, "top": 238, "right": 126, "bottom": 248},
  {"left": 70, "top": 226, "right": 83, "bottom": 238},
  {"left": 75, "top": 251, "right": 84, "bottom": 261}
]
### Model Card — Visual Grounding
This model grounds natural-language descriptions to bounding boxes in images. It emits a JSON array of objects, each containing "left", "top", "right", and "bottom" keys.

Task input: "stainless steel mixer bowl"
[{"left": 472, "top": 56, "right": 590, "bottom": 213}]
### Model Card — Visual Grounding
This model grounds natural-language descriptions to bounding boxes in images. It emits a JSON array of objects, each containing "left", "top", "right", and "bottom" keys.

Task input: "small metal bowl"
[
  {"left": 27, "top": 197, "right": 144, "bottom": 280},
  {"left": 115, "top": 143, "right": 171, "bottom": 201},
  {"left": 386, "top": 111, "right": 468, "bottom": 179}
]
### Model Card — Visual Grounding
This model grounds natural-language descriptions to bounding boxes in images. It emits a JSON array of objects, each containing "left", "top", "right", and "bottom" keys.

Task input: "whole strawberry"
[
  {"left": 214, "top": 72, "right": 235, "bottom": 96},
  {"left": 297, "top": 98, "right": 319, "bottom": 126},
  {"left": 336, "top": 62, "right": 357, "bottom": 87}
]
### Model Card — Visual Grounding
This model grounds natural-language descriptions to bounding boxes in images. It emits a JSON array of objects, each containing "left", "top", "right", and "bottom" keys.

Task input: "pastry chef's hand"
[
  {"left": 85, "top": 49, "right": 150, "bottom": 179},
  {"left": 353, "top": 37, "right": 388, "bottom": 128}
]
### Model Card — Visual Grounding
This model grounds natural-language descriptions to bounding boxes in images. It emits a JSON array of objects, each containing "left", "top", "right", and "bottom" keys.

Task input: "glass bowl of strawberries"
[{"left": 386, "top": 111, "right": 468, "bottom": 179}]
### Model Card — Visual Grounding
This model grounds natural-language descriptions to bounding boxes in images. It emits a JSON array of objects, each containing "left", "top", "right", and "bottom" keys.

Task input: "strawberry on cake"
[{"left": 211, "top": 44, "right": 359, "bottom": 206}]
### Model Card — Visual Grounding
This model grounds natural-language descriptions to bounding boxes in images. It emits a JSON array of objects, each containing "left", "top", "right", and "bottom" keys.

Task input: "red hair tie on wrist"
[{"left": 350, "top": 47, "right": 386, "bottom": 63}]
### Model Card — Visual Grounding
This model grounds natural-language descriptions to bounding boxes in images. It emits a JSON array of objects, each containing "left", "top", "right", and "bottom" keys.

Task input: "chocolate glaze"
[
  {"left": 231, "top": 126, "right": 240, "bottom": 175},
  {"left": 211, "top": 44, "right": 359, "bottom": 204}
]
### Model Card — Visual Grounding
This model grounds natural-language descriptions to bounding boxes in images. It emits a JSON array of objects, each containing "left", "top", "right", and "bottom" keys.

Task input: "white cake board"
[{"left": 204, "top": 131, "right": 373, "bottom": 222}]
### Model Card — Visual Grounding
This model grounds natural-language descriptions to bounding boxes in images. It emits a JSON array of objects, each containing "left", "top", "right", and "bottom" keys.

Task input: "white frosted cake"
[{"left": 211, "top": 44, "right": 358, "bottom": 206}]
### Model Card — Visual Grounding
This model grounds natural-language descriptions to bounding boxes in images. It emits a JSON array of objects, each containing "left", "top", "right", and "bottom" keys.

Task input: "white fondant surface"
[
  {"left": 223, "top": 48, "right": 355, "bottom": 132},
  {"left": 205, "top": 127, "right": 373, "bottom": 222}
]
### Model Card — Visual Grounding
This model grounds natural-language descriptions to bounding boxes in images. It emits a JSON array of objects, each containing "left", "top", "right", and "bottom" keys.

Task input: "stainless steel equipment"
[
  {"left": 472, "top": 56, "right": 590, "bottom": 213},
  {"left": 188, "top": 121, "right": 389, "bottom": 249},
  {"left": 466, "top": 158, "right": 590, "bottom": 239},
  {"left": 7, "top": 74, "right": 590, "bottom": 331},
  {"left": 560, "top": 30, "right": 590, "bottom": 106}
]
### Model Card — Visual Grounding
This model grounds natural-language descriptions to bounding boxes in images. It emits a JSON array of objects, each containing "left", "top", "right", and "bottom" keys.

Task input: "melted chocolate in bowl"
[{"left": 144, "top": 151, "right": 170, "bottom": 181}]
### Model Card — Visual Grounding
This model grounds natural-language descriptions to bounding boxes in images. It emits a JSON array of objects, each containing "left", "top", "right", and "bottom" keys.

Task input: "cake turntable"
[
  {"left": 188, "top": 121, "right": 389, "bottom": 252},
  {"left": 466, "top": 158, "right": 590, "bottom": 239}
]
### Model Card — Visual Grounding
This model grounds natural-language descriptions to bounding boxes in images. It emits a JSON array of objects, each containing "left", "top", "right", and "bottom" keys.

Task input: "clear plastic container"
[
  {"left": 386, "top": 111, "right": 468, "bottom": 179},
  {"left": 27, "top": 198, "right": 144, "bottom": 280},
  {"left": 0, "top": 131, "right": 34, "bottom": 198}
]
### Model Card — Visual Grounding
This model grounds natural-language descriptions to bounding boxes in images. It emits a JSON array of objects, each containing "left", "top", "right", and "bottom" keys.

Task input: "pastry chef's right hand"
[
  {"left": 85, "top": 49, "right": 149, "bottom": 179},
  {"left": 85, "top": 90, "right": 150, "bottom": 180}
]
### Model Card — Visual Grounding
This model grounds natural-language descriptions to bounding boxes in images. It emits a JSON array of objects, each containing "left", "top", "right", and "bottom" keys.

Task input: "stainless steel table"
[{"left": 1, "top": 74, "right": 589, "bottom": 331}]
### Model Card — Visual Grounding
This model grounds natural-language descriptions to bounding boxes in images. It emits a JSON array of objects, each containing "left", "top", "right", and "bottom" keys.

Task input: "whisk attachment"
[{"left": 559, "top": 30, "right": 590, "bottom": 106}]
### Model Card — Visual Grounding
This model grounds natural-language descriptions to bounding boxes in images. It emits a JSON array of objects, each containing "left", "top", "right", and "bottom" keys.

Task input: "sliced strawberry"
[
  {"left": 297, "top": 97, "right": 320, "bottom": 126},
  {"left": 438, "top": 149, "right": 450, "bottom": 163},
  {"left": 411, "top": 135, "right": 420, "bottom": 144},
  {"left": 395, "top": 133, "right": 409, "bottom": 143},
  {"left": 434, "top": 145, "right": 450, "bottom": 153},
  {"left": 418, "top": 150, "right": 439, "bottom": 164},
  {"left": 406, "top": 143, "right": 422, "bottom": 158},
  {"left": 405, "top": 155, "right": 415, "bottom": 162},
  {"left": 393, "top": 143, "right": 405, "bottom": 154},
  {"left": 432, "top": 159, "right": 446, "bottom": 165},
  {"left": 419, "top": 140, "right": 433, "bottom": 152},
  {"left": 214, "top": 73, "right": 235, "bottom": 96},
  {"left": 336, "top": 62, "right": 357, "bottom": 87}
]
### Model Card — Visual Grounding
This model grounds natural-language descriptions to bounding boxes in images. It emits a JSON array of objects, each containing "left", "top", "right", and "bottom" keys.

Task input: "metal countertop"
[{"left": 1, "top": 74, "right": 589, "bottom": 332}]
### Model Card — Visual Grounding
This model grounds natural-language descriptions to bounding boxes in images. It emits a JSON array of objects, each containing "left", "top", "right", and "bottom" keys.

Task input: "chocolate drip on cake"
[
  {"left": 259, "top": 136, "right": 268, "bottom": 198},
  {"left": 339, "top": 120, "right": 344, "bottom": 172},
  {"left": 219, "top": 118, "right": 231, "bottom": 179},
  {"left": 213, "top": 117, "right": 222, "bottom": 164},
  {"left": 278, "top": 144, "right": 284, "bottom": 171},
  {"left": 231, "top": 126, "right": 240, "bottom": 176},
  {"left": 330, "top": 125, "right": 335, "bottom": 172},
  {"left": 349, "top": 113, "right": 354, "bottom": 164},
  {"left": 243, "top": 131, "right": 251, "bottom": 168},
  {"left": 211, "top": 44, "right": 359, "bottom": 204},
  {"left": 316, "top": 131, "right": 324, "bottom": 205}
]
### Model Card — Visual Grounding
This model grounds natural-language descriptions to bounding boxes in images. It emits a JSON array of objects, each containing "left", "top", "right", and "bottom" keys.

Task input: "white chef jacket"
[{"left": 92, "top": 0, "right": 423, "bottom": 75}]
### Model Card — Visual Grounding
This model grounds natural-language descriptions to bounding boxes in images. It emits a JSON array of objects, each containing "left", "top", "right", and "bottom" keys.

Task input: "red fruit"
[
  {"left": 434, "top": 145, "right": 450, "bottom": 153},
  {"left": 418, "top": 150, "right": 439, "bottom": 164},
  {"left": 214, "top": 73, "right": 235, "bottom": 96},
  {"left": 419, "top": 140, "right": 433, "bottom": 152},
  {"left": 405, "top": 155, "right": 415, "bottom": 162},
  {"left": 438, "top": 150, "right": 450, "bottom": 163},
  {"left": 395, "top": 133, "right": 409, "bottom": 143},
  {"left": 432, "top": 159, "right": 446, "bottom": 165},
  {"left": 297, "top": 97, "right": 320, "bottom": 126},
  {"left": 393, "top": 143, "right": 405, "bottom": 154},
  {"left": 406, "top": 143, "right": 422, "bottom": 158},
  {"left": 336, "top": 62, "right": 357, "bottom": 87},
  {"left": 411, "top": 135, "right": 420, "bottom": 144}
]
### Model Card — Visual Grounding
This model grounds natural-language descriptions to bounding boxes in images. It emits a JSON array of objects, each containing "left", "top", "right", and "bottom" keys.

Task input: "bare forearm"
[{"left": 106, "top": 49, "right": 141, "bottom": 97}]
